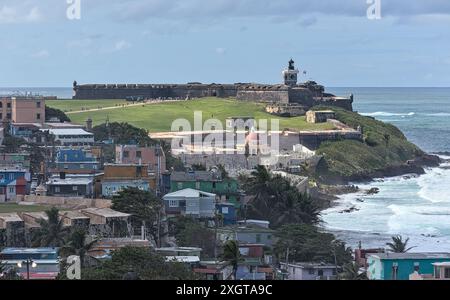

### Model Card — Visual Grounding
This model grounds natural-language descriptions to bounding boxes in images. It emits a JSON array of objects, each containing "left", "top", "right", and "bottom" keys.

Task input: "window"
[
  {"left": 36, "top": 101, "right": 41, "bottom": 108},
  {"left": 6, "top": 113, "right": 11, "bottom": 119},
  {"left": 414, "top": 262, "right": 420, "bottom": 273},
  {"left": 308, "top": 269, "right": 315, "bottom": 275},
  {"left": 73, "top": 186, "right": 78, "bottom": 191},
  {"left": 169, "top": 200, "right": 178, "bottom": 208},
  {"left": 196, "top": 182, "right": 201, "bottom": 189},
  {"left": 177, "top": 182, "right": 183, "bottom": 189},
  {"left": 123, "top": 151, "right": 129, "bottom": 158},
  {"left": 318, "top": 270, "right": 324, "bottom": 277},
  {"left": 445, "top": 268, "right": 450, "bottom": 279},
  {"left": 0, "top": 102, "right": 2, "bottom": 108},
  {"left": 55, "top": 187, "right": 60, "bottom": 193},
  {"left": 80, "top": 164, "right": 84, "bottom": 169},
  {"left": 256, "top": 234, "right": 261, "bottom": 243},
  {"left": 7, "top": 103, "right": 11, "bottom": 108},
  {"left": 136, "top": 151, "right": 142, "bottom": 158},
  {"left": 0, "top": 113, "right": 2, "bottom": 119},
  {"left": 36, "top": 113, "right": 41, "bottom": 120},
  {"left": 222, "top": 207, "right": 229, "bottom": 214},
  {"left": 392, "top": 263, "right": 399, "bottom": 280},
  {"left": 267, "top": 235, "right": 272, "bottom": 240},
  {"left": 9, "top": 187, "right": 14, "bottom": 193}
]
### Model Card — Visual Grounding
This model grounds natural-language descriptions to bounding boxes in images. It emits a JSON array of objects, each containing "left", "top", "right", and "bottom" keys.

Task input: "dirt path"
[{"left": 66, "top": 99, "right": 185, "bottom": 114}]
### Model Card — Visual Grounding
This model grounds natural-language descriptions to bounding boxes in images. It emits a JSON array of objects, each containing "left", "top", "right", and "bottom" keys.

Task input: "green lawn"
[
  {"left": 0, "top": 203, "right": 49, "bottom": 214},
  {"left": 61, "top": 98, "right": 335, "bottom": 132},
  {"left": 46, "top": 99, "right": 128, "bottom": 113}
]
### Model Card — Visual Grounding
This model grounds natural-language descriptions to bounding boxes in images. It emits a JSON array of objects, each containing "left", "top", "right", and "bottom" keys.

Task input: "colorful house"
[
  {"left": 170, "top": 170, "right": 241, "bottom": 207},
  {"left": 0, "top": 168, "right": 30, "bottom": 202},
  {"left": 101, "top": 164, "right": 153, "bottom": 198},
  {"left": 162, "top": 188, "right": 216, "bottom": 219},
  {"left": 216, "top": 203, "right": 237, "bottom": 225},
  {"left": 367, "top": 253, "right": 450, "bottom": 280},
  {"left": 217, "top": 225, "right": 276, "bottom": 248},
  {"left": 53, "top": 148, "right": 101, "bottom": 174},
  {"left": 0, "top": 248, "right": 59, "bottom": 280}
]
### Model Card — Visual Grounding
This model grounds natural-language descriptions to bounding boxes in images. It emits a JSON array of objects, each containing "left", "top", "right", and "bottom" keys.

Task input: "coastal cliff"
[{"left": 314, "top": 107, "right": 440, "bottom": 184}]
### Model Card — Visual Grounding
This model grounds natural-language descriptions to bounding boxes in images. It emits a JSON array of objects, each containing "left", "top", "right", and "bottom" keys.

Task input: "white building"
[
  {"left": 40, "top": 128, "right": 94, "bottom": 146},
  {"left": 280, "top": 262, "right": 339, "bottom": 280},
  {"left": 162, "top": 188, "right": 216, "bottom": 219}
]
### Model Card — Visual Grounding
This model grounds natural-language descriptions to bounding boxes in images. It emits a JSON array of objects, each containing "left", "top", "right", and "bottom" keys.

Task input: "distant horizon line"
[{"left": 1, "top": 86, "right": 450, "bottom": 89}]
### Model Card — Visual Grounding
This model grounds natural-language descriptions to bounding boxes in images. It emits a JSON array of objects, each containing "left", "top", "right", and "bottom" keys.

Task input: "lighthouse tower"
[{"left": 282, "top": 59, "right": 300, "bottom": 86}]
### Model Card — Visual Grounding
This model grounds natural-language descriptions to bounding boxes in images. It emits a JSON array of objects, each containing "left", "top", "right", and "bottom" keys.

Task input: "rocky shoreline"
[{"left": 313, "top": 153, "right": 442, "bottom": 210}]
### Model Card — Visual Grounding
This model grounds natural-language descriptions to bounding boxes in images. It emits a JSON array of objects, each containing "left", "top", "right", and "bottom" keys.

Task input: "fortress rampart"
[{"left": 72, "top": 59, "right": 354, "bottom": 112}]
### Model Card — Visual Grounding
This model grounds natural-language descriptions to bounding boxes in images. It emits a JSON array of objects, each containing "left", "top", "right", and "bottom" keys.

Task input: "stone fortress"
[{"left": 72, "top": 59, "right": 353, "bottom": 113}]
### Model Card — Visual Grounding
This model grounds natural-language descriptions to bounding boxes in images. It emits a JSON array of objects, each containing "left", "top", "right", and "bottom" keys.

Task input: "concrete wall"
[
  {"left": 236, "top": 90, "right": 290, "bottom": 104},
  {"left": 73, "top": 84, "right": 238, "bottom": 100},
  {"left": 12, "top": 98, "right": 46, "bottom": 124},
  {"left": 23, "top": 195, "right": 112, "bottom": 208}
]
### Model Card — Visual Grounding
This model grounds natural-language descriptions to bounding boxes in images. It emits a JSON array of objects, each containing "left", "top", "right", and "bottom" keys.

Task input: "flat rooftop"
[
  {"left": 81, "top": 207, "right": 130, "bottom": 218},
  {"left": 46, "top": 177, "right": 93, "bottom": 185},
  {"left": 371, "top": 253, "right": 450, "bottom": 260}
]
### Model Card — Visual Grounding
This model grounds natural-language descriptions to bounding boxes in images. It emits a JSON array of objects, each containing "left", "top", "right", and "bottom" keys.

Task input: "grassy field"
[
  {"left": 0, "top": 203, "right": 49, "bottom": 214},
  {"left": 50, "top": 98, "right": 335, "bottom": 132},
  {"left": 47, "top": 99, "right": 128, "bottom": 113}
]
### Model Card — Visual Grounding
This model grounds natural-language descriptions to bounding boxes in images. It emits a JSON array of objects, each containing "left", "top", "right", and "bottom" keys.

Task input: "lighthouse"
[{"left": 282, "top": 59, "right": 300, "bottom": 87}]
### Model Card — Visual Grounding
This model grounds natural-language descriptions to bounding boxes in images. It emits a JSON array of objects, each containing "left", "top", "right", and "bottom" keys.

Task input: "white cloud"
[
  {"left": 215, "top": 47, "right": 226, "bottom": 55},
  {"left": 0, "top": 5, "right": 43, "bottom": 24},
  {"left": 114, "top": 40, "right": 132, "bottom": 51},
  {"left": 31, "top": 49, "right": 50, "bottom": 58}
]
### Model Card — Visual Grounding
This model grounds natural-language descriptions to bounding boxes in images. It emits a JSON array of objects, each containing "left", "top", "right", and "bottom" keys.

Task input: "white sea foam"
[
  {"left": 417, "top": 166, "right": 450, "bottom": 203},
  {"left": 323, "top": 165, "right": 450, "bottom": 251},
  {"left": 424, "top": 113, "right": 450, "bottom": 117},
  {"left": 362, "top": 112, "right": 416, "bottom": 117}
]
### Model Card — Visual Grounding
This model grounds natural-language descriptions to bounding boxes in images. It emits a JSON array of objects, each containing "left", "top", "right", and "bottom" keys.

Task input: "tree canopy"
[
  {"left": 274, "top": 224, "right": 352, "bottom": 267},
  {"left": 81, "top": 246, "right": 196, "bottom": 280},
  {"left": 242, "top": 166, "right": 321, "bottom": 228},
  {"left": 92, "top": 122, "right": 155, "bottom": 146},
  {"left": 111, "top": 187, "right": 163, "bottom": 243}
]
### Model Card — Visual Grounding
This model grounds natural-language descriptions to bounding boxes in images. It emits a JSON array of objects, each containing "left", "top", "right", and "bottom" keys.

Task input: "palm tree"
[
  {"left": 60, "top": 229, "right": 98, "bottom": 267},
  {"left": 0, "top": 260, "right": 6, "bottom": 275},
  {"left": 32, "top": 207, "right": 68, "bottom": 247},
  {"left": 221, "top": 241, "right": 242, "bottom": 280},
  {"left": 339, "top": 263, "right": 368, "bottom": 280},
  {"left": 386, "top": 235, "right": 415, "bottom": 253}
]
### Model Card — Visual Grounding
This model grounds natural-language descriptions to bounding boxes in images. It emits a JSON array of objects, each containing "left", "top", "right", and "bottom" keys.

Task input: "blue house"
[
  {"left": 0, "top": 168, "right": 30, "bottom": 202},
  {"left": 216, "top": 203, "right": 237, "bottom": 225},
  {"left": 54, "top": 148, "right": 100, "bottom": 173},
  {"left": 367, "top": 253, "right": 450, "bottom": 280}
]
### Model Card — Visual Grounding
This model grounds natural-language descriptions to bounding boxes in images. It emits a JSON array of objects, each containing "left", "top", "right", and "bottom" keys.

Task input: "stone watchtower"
[{"left": 282, "top": 59, "right": 300, "bottom": 86}]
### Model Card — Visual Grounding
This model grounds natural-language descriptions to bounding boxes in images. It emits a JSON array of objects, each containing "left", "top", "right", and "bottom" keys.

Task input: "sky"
[{"left": 1, "top": 0, "right": 450, "bottom": 87}]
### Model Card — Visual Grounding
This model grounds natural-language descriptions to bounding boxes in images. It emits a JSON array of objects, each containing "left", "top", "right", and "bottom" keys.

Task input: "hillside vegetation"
[
  {"left": 315, "top": 106, "right": 425, "bottom": 182},
  {"left": 47, "top": 98, "right": 334, "bottom": 132}
]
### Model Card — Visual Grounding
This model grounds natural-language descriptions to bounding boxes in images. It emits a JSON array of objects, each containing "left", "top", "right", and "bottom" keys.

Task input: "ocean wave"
[
  {"left": 417, "top": 167, "right": 450, "bottom": 203},
  {"left": 424, "top": 113, "right": 450, "bottom": 117},
  {"left": 361, "top": 111, "right": 416, "bottom": 117}
]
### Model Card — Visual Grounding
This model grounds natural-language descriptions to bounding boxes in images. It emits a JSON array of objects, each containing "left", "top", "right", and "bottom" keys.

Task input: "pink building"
[
  {"left": 115, "top": 145, "right": 166, "bottom": 173},
  {"left": 0, "top": 97, "right": 46, "bottom": 124}
]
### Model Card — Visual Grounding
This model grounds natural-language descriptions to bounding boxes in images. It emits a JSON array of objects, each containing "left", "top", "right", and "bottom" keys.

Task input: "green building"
[{"left": 170, "top": 171, "right": 241, "bottom": 208}]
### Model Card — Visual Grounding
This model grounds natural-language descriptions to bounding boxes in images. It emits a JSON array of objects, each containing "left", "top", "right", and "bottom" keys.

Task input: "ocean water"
[
  {"left": 324, "top": 87, "right": 450, "bottom": 251},
  {"left": 0, "top": 87, "right": 73, "bottom": 99}
]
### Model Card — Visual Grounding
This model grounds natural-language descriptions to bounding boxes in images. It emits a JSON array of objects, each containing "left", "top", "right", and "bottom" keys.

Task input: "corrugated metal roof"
[{"left": 163, "top": 188, "right": 216, "bottom": 198}]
